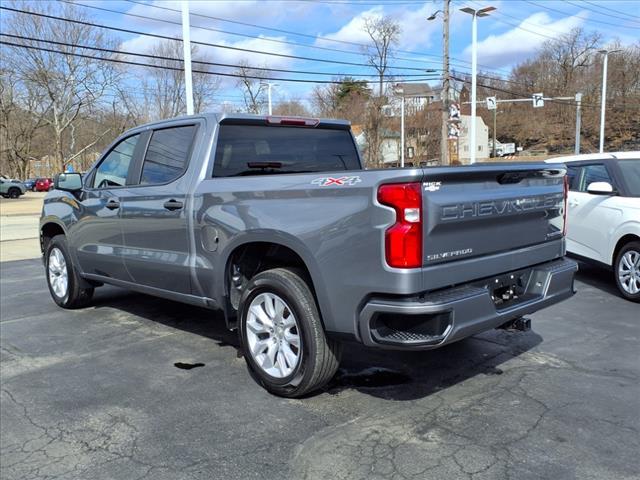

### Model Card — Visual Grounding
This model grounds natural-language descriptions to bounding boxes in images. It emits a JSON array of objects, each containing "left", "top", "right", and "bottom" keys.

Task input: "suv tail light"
[
  {"left": 563, "top": 175, "right": 569, "bottom": 236},
  {"left": 377, "top": 182, "right": 422, "bottom": 268}
]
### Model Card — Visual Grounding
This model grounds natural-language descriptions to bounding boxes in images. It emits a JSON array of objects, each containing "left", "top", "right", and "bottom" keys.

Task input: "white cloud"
[
  {"left": 462, "top": 12, "right": 586, "bottom": 68},
  {"left": 317, "top": 4, "right": 440, "bottom": 50}
]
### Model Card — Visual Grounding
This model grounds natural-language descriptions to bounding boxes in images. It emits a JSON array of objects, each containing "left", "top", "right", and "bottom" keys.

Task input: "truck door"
[
  {"left": 118, "top": 124, "right": 198, "bottom": 294},
  {"left": 74, "top": 133, "right": 144, "bottom": 281}
]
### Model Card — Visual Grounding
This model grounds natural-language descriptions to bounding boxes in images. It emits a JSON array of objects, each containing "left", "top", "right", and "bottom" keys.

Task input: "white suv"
[{"left": 547, "top": 152, "right": 640, "bottom": 302}]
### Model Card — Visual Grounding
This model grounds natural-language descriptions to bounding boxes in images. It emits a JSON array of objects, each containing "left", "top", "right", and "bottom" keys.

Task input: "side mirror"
[
  {"left": 55, "top": 173, "right": 83, "bottom": 192},
  {"left": 586, "top": 181, "right": 616, "bottom": 195}
]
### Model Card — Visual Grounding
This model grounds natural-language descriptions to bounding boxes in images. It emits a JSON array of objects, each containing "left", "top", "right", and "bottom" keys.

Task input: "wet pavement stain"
[{"left": 174, "top": 362, "right": 205, "bottom": 370}]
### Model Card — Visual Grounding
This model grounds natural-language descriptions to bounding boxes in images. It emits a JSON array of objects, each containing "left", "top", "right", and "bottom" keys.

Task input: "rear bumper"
[{"left": 358, "top": 258, "right": 578, "bottom": 350}]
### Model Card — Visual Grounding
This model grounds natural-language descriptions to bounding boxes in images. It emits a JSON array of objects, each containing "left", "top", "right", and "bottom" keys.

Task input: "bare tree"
[
  {"left": 361, "top": 16, "right": 400, "bottom": 167},
  {"left": 272, "top": 99, "right": 310, "bottom": 117},
  {"left": 2, "top": 1, "right": 120, "bottom": 172},
  {"left": 234, "top": 61, "right": 269, "bottom": 114},
  {"left": 0, "top": 68, "right": 48, "bottom": 178},
  {"left": 363, "top": 16, "right": 401, "bottom": 97}
]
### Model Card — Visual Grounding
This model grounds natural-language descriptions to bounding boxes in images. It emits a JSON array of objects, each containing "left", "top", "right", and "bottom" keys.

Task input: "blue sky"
[{"left": 69, "top": 0, "right": 640, "bottom": 107}]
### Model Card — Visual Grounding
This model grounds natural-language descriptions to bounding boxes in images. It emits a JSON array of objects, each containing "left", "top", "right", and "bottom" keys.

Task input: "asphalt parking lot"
[{"left": 1, "top": 257, "right": 638, "bottom": 480}]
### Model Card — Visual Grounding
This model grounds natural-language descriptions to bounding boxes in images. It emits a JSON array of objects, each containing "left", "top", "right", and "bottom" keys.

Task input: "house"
[
  {"left": 388, "top": 83, "right": 438, "bottom": 116},
  {"left": 458, "top": 115, "right": 489, "bottom": 164}
]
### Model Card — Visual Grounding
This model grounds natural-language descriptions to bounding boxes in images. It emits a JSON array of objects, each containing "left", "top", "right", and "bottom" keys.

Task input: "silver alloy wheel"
[
  {"left": 618, "top": 249, "right": 640, "bottom": 295},
  {"left": 245, "top": 292, "right": 301, "bottom": 378},
  {"left": 48, "top": 247, "right": 69, "bottom": 298}
]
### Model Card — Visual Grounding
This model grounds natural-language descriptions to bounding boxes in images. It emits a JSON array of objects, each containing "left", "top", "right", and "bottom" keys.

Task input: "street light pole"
[
  {"left": 181, "top": 0, "right": 194, "bottom": 115},
  {"left": 598, "top": 49, "right": 621, "bottom": 153},
  {"left": 460, "top": 6, "right": 495, "bottom": 165},
  {"left": 470, "top": 12, "right": 477, "bottom": 164},
  {"left": 599, "top": 50, "right": 609, "bottom": 153},
  {"left": 575, "top": 92, "right": 582, "bottom": 155},
  {"left": 261, "top": 82, "right": 278, "bottom": 115},
  {"left": 401, "top": 95, "right": 405, "bottom": 167}
]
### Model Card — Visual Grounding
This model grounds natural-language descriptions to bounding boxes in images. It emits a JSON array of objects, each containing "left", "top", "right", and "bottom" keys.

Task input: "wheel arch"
[
  {"left": 613, "top": 234, "right": 640, "bottom": 265},
  {"left": 40, "top": 220, "right": 67, "bottom": 254},
  {"left": 219, "top": 235, "right": 329, "bottom": 331}
]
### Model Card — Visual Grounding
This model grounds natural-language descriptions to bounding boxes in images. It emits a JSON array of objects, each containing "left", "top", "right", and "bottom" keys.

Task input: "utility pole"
[
  {"left": 181, "top": 0, "right": 194, "bottom": 115},
  {"left": 441, "top": 0, "right": 450, "bottom": 166},
  {"left": 574, "top": 92, "right": 582, "bottom": 155}
]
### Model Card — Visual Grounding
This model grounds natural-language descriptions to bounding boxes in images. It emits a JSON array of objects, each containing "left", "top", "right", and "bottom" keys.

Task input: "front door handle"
[
  {"left": 163, "top": 199, "right": 184, "bottom": 211},
  {"left": 105, "top": 199, "right": 120, "bottom": 210},
  {"left": 569, "top": 199, "right": 580, "bottom": 207}
]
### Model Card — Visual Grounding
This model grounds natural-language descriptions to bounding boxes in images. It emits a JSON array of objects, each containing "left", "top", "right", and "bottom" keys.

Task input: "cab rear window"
[{"left": 212, "top": 125, "right": 360, "bottom": 177}]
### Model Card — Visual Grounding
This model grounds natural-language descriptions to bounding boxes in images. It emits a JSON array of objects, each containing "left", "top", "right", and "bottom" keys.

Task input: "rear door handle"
[
  {"left": 105, "top": 199, "right": 120, "bottom": 210},
  {"left": 163, "top": 199, "right": 184, "bottom": 211},
  {"left": 569, "top": 200, "right": 580, "bottom": 207}
]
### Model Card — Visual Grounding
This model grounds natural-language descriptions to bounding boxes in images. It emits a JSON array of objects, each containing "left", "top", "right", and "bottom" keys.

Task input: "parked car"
[
  {"left": 0, "top": 178, "right": 26, "bottom": 198},
  {"left": 35, "top": 177, "right": 54, "bottom": 192},
  {"left": 547, "top": 152, "right": 640, "bottom": 301},
  {"left": 40, "top": 113, "right": 577, "bottom": 397},
  {"left": 23, "top": 178, "right": 37, "bottom": 191}
]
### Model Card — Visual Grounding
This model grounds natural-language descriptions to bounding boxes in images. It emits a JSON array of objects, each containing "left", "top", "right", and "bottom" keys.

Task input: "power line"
[
  {"left": 0, "top": 33, "right": 440, "bottom": 80},
  {"left": 580, "top": 0, "right": 640, "bottom": 20},
  {"left": 566, "top": 0, "right": 640, "bottom": 23},
  {"left": 0, "top": 5, "right": 429, "bottom": 72},
  {"left": 0, "top": 40, "right": 439, "bottom": 85},
  {"left": 526, "top": 0, "right": 640, "bottom": 29},
  {"left": 4, "top": 5, "right": 527, "bottom": 88},
  {"left": 121, "top": 0, "right": 512, "bottom": 76}
]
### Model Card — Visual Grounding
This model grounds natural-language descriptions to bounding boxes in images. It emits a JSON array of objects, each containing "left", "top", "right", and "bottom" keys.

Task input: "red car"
[{"left": 34, "top": 177, "right": 54, "bottom": 192}]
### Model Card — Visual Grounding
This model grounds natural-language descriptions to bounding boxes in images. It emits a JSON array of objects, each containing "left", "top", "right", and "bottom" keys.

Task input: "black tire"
[
  {"left": 8, "top": 188, "right": 20, "bottom": 199},
  {"left": 45, "top": 234, "right": 94, "bottom": 308},
  {"left": 238, "top": 268, "right": 342, "bottom": 398},
  {"left": 614, "top": 241, "right": 640, "bottom": 302}
]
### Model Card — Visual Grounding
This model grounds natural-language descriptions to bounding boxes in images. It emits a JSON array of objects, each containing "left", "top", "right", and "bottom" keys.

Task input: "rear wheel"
[
  {"left": 45, "top": 234, "right": 94, "bottom": 308},
  {"left": 238, "top": 268, "right": 341, "bottom": 398},
  {"left": 8, "top": 188, "right": 20, "bottom": 199},
  {"left": 614, "top": 241, "right": 640, "bottom": 302}
]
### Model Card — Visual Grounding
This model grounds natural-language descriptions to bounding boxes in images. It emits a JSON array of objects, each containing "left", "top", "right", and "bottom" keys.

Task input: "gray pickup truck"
[{"left": 40, "top": 113, "right": 577, "bottom": 397}]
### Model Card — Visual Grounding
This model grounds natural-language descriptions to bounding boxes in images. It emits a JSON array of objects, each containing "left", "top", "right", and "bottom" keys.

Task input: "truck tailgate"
[{"left": 421, "top": 163, "right": 566, "bottom": 267}]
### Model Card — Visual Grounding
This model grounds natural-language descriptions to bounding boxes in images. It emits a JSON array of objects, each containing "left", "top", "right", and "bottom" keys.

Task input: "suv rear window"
[{"left": 212, "top": 125, "right": 360, "bottom": 177}]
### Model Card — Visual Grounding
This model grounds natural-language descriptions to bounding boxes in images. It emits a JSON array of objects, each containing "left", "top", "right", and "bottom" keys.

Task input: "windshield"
[{"left": 618, "top": 160, "right": 640, "bottom": 196}]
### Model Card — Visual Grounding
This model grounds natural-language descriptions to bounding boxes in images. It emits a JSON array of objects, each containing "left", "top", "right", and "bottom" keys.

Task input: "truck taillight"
[
  {"left": 377, "top": 182, "right": 422, "bottom": 268},
  {"left": 563, "top": 175, "right": 569, "bottom": 236}
]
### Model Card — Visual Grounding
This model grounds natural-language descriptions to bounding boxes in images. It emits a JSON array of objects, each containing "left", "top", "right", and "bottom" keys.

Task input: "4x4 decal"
[{"left": 311, "top": 176, "right": 362, "bottom": 187}]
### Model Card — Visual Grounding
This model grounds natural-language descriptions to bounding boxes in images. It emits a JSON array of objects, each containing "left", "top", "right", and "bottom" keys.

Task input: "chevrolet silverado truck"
[{"left": 40, "top": 113, "right": 577, "bottom": 397}]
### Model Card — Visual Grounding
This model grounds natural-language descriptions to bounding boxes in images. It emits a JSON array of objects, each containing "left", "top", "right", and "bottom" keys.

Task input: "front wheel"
[
  {"left": 45, "top": 234, "right": 94, "bottom": 308},
  {"left": 8, "top": 188, "right": 20, "bottom": 199},
  {"left": 614, "top": 241, "right": 640, "bottom": 302},
  {"left": 238, "top": 268, "right": 341, "bottom": 398}
]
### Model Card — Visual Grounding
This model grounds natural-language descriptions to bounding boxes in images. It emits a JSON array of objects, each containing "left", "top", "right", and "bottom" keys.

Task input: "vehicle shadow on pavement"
[
  {"left": 90, "top": 286, "right": 542, "bottom": 401},
  {"left": 572, "top": 260, "right": 620, "bottom": 297}
]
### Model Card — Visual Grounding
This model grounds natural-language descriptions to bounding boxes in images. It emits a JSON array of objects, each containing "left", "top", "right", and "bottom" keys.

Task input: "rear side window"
[
  {"left": 212, "top": 125, "right": 360, "bottom": 177},
  {"left": 140, "top": 125, "right": 196, "bottom": 185},
  {"left": 580, "top": 164, "right": 612, "bottom": 192}
]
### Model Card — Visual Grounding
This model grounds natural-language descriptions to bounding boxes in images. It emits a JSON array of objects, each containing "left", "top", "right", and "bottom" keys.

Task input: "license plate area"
[{"left": 472, "top": 267, "right": 534, "bottom": 309}]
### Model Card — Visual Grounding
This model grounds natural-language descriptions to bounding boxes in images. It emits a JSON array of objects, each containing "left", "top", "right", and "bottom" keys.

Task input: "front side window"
[
  {"left": 140, "top": 125, "right": 196, "bottom": 185},
  {"left": 580, "top": 164, "right": 612, "bottom": 192},
  {"left": 93, "top": 134, "right": 140, "bottom": 188},
  {"left": 212, "top": 125, "right": 360, "bottom": 177},
  {"left": 566, "top": 166, "right": 581, "bottom": 191}
]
